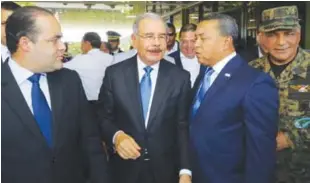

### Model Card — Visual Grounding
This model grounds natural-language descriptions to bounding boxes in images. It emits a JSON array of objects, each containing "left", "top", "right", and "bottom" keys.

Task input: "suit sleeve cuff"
[
  {"left": 112, "top": 130, "right": 123, "bottom": 144},
  {"left": 179, "top": 169, "right": 192, "bottom": 177}
]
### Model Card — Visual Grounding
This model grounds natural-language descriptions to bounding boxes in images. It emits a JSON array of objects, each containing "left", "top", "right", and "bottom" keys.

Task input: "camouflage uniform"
[{"left": 249, "top": 6, "right": 310, "bottom": 183}]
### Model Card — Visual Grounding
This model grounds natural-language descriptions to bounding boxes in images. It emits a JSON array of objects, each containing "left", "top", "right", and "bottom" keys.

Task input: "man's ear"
[
  {"left": 131, "top": 33, "right": 137, "bottom": 48},
  {"left": 221, "top": 36, "right": 233, "bottom": 51},
  {"left": 18, "top": 36, "right": 32, "bottom": 52}
]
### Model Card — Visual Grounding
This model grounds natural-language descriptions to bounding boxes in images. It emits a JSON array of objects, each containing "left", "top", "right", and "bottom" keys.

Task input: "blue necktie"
[
  {"left": 28, "top": 74, "right": 52, "bottom": 147},
  {"left": 191, "top": 67, "right": 214, "bottom": 118},
  {"left": 140, "top": 66, "right": 153, "bottom": 120}
]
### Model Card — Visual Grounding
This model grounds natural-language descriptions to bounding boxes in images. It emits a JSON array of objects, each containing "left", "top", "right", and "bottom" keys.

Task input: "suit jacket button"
[{"left": 51, "top": 157, "right": 56, "bottom": 163}]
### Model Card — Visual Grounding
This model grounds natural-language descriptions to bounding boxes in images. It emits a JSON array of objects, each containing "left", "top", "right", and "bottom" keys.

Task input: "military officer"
[
  {"left": 249, "top": 5, "right": 310, "bottom": 183},
  {"left": 106, "top": 30, "right": 123, "bottom": 55}
]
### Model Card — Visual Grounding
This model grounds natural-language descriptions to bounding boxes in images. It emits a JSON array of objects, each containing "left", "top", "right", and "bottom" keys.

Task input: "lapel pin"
[{"left": 224, "top": 73, "right": 231, "bottom": 78}]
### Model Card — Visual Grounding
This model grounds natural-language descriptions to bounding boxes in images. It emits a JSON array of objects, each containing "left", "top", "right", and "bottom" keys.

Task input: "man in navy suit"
[{"left": 190, "top": 13, "right": 279, "bottom": 183}]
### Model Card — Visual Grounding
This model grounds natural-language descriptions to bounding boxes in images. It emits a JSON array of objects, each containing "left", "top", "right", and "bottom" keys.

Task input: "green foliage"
[{"left": 15, "top": 1, "right": 35, "bottom": 6}]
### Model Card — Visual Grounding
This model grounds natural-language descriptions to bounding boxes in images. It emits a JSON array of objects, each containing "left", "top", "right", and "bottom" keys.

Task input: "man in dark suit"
[
  {"left": 1, "top": 1, "right": 21, "bottom": 64},
  {"left": 190, "top": 13, "right": 279, "bottom": 183},
  {"left": 98, "top": 12, "right": 191, "bottom": 183},
  {"left": 166, "top": 22, "right": 179, "bottom": 55},
  {"left": 238, "top": 30, "right": 268, "bottom": 62},
  {"left": 1, "top": 6, "right": 109, "bottom": 183}
]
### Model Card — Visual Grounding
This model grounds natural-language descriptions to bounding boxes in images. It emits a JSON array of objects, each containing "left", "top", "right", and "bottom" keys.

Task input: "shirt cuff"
[
  {"left": 179, "top": 169, "right": 192, "bottom": 177},
  {"left": 112, "top": 130, "right": 123, "bottom": 144}
]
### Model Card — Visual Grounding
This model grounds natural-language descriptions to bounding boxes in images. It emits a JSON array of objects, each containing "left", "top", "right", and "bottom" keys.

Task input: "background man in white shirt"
[
  {"left": 169, "top": 23, "right": 200, "bottom": 87},
  {"left": 1, "top": 1, "right": 20, "bottom": 63},
  {"left": 64, "top": 32, "right": 113, "bottom": 106}
]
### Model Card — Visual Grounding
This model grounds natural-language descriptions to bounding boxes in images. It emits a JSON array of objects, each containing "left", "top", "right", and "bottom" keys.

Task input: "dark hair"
[
  {"left": 64, "top": 42, "right": 69, "bottom": 52},
  {"left": 203, "top": 13, "right": 239, "bottom": 43},
  {"left": 6, "top": 6, "right": 54, "bottom": 54},
  {"left": 83, "top": 32, "right": 102, "bottom": 49},
  {"left": 179, "top": 23, "right": 197, "bottom": 38},
  {"left": 1, "top": 1, "right": 21, "bottom": 11},
  {"left": 166, "top": 22, "right": 176, "bottom": 33}
]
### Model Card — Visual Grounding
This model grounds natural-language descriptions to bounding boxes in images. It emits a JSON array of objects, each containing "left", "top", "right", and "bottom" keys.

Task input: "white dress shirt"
[
  {"left": 112, "top": 48, "right": 122, "bottom": 55},
  {"left": 112, "top": 49, "right": 137, "bottom": 64},
  {"left": 258, "top": 46, "right": 264, "bottom": 58},
  {"left": 180, "top": 52, "right": 200, "bottom": 87},
  {"left": 209, "top": 52, "right": 237, "bottom": 85},
  {"left": 64, "top": 49, "right": 113, "bottom": 101},
  {"left": 8, "top": 58, "right": 52, "bottom": 113},
  {"left": 1, "top": 44, "right": 11, "bottom": 62},
  {"left": 166, "top": 41, "right": 179, "bottom": 55}
]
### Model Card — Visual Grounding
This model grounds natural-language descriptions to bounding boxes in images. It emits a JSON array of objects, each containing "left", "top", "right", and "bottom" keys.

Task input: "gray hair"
[
  {"left": 203, "top": 13, "right": 239, "bottom": 42},
  {"left": 133, "top": 12, "right": 165, "bottom": 34}
]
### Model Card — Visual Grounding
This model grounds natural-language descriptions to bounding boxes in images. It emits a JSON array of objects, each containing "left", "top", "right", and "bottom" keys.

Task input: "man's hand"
[
  {"left": 179, "top": 174, "right": 191, "bottom": 183},
  {"left": 276, "top": 131, "right": 292, "bottom": 151},
  {"left": 115, "top": 131, "right": 141, "bottom": 160}
]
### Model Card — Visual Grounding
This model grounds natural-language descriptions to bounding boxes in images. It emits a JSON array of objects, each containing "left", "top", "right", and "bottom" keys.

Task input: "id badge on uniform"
[
  {"left": 294, "top": 117, "right": 310, "bottom": 129},
  {"left": 288, "top": 84, "right": 310, "bottom": 114},
  {"left": 288, "top": 84, "right": 310, "bottom": 129}
]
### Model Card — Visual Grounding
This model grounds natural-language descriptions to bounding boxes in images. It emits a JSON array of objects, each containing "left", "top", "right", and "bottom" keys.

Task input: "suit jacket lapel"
[
  {"left": 170, "top": 51, "right": 183, "bottom": 69},
  {"left": 147, "top": 61, "right": 171, "bottom": 130},
  {"left": 191, "top": 66, "right": 205, "bottom": 100},
  {"left": 124, "top": 56, "right": 145, "bottom": 132},
  {"left": 175, "top": 52, "right": 183, "bottom": 69},
  {"left": 47, "top": 72, "right": 63, "bottom": 148},
  {"left": 1, "top": 62, "right": 49, "bottom": 147},
  {"left": 195, "top": 55, "right": 244, "bottom": 116}
]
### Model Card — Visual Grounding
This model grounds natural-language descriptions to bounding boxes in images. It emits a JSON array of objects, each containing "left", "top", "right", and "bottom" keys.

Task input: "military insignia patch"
[
  {"left": 290, "top": 85, "right": 309, "bottom": 92},
  {"left": 294, "top": 117, "right": 310, "bottom": 128}
]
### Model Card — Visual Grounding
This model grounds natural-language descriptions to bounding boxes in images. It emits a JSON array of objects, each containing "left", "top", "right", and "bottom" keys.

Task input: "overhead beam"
[{"left": 161, "top": 1, "right": 203, "bottom": 18}]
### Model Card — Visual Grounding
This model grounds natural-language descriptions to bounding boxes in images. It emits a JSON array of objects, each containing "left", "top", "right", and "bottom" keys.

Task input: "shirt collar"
[
  {"left": 172, "top": 41, "right": 178, "bottom": 52},
  {"left": 1, "top": 44, "right": 10, "bottom": 58},
  {"left": 8, "top": 58, "right": 46, "bottom": 85},
  {"left": 112, "top": 48, "right": 120, "bottom": 54},
  {"left": 212, "top": 52, "right": 236, "bottom": 74},
  {"left": 1, "top": 44, "right": 9, "bottom": 52},
  {"left": 258, "top": 46, "right": 263, "bottom": 58},
  {"left": 137, "top": 55, "right": 160, "bottom": 72},
  {"left": 180, "top": 51, "right": 197, "bottom": 60},
  {"left": 88, "top": 48, "right": 100, "bottom": 54}
]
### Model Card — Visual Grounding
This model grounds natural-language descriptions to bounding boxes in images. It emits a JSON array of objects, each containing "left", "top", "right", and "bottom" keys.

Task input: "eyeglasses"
[{"left": 136, "top": 33, "right": 167, "bottom": 42}]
